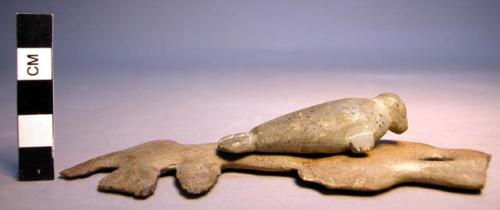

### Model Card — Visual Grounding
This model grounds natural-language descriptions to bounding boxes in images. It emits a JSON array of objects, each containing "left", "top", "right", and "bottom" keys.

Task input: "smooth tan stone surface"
[
  {"left": 60, "top": 140, "right": 490, "bottom": 198},
  {"left": 218, "top": 93, "right": 408, "bottom": 154}
]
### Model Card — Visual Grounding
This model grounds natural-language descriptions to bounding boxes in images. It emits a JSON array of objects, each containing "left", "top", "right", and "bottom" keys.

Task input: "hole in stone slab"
[{"left": 420, "top": 155, "right": 454, "bottom": 161}]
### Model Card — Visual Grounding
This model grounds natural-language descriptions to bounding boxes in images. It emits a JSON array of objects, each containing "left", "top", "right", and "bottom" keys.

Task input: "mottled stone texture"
[
  {"left": 218, "top": 93, "right": 408, "bottom": 154},
  {"left": 61, "top": 140, "right": 490, "bottom": 198}
]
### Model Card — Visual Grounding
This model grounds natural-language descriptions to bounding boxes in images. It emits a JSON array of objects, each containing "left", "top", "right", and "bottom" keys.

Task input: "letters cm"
[{"left": 26, "top": 54, "right": 39, "bottom": 76}]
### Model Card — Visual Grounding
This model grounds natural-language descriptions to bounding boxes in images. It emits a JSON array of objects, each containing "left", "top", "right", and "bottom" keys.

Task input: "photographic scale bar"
[{"left": 17, "top": 13, "right": 55, "bottom": 181}]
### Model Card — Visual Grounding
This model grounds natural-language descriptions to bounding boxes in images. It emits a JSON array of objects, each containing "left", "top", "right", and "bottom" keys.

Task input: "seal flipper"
[
  {"left": 349, "top": 132, "right": 375, "bottom": 154},
  {"left": 217, "top": 132, "right": 255, "bottom": 153}
]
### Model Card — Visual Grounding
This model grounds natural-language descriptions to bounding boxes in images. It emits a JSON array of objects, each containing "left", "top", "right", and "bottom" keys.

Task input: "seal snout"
[{"left": 217, "top": 132, "right": 255, "bottom": 153}]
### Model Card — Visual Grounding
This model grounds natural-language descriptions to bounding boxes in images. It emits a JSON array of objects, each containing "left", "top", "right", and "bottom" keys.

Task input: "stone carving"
[
  {"left": 218, "top": 93, "right": 408, "bottom": 154},
  {"left": 60, "top": 140, "right": 490, "bottom": 198},
  {"left": 60, "top": 93, "right": 490, "bottom": 199}
]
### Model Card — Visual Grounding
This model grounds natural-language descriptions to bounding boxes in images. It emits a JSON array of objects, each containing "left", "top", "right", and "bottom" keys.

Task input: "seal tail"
[{"left": 217, "top": 132, "right": 255, "bottom": 153}]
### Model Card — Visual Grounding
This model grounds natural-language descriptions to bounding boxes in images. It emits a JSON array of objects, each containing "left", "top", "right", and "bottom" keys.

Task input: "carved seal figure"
[{"left": 217, "top": 93, "right": 408, "bottom": 154}]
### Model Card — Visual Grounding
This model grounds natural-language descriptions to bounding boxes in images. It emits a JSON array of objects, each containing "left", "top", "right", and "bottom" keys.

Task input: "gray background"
[{"left": 1, "top": 0, "right": 499, "bottom": 209}]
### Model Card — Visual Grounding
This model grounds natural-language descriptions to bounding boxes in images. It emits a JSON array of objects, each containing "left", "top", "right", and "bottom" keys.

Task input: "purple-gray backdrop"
[
  {"left": 1, "top": 1, "right": 499, "bottom": 210},
  {"left": 1, "top": 0, "right": 499, "bottom": 72}
]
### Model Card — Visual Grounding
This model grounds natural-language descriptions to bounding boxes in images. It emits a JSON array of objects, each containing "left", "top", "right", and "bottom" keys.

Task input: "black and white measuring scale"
[{"left": 17, "top": 13, "right": 55, "bottom": 181}]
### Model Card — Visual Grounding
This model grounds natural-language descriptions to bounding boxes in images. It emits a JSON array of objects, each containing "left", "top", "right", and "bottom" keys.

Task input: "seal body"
[{"left": 218, "top": 93, "right": 408, "bottom": 154}]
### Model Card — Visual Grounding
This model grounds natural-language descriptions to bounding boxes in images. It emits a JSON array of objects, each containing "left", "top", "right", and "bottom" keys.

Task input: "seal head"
[{"left": 373, "top": 93, "right": 408, "bottom": 134}]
